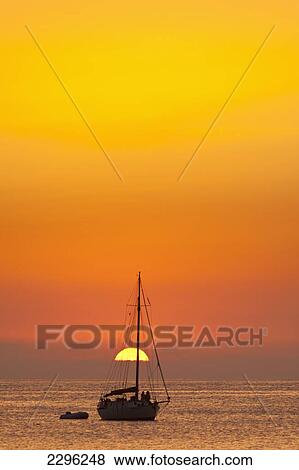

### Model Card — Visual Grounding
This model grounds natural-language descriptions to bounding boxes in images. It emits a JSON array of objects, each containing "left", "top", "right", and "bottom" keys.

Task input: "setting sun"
[{"left": 114, "top": 347, "right": 149, "bottom": 362}]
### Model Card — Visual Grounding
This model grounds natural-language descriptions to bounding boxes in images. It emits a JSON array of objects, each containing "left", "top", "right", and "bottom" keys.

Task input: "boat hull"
[{"left": 97, "top": 400, "right": 159, "bottom": 421}]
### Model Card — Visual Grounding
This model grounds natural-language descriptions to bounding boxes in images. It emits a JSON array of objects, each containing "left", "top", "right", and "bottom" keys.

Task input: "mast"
[{"left": 135, "top": 272, "right": 141, "bottom": 399}]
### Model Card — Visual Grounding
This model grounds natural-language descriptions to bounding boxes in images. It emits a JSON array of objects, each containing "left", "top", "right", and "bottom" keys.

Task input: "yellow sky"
[{"left": 0, "top": 0, "right": 299, "bottom": 367}]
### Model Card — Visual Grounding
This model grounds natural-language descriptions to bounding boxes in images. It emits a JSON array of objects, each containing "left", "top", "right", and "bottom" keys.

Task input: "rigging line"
[
  {"left": 125, "top": 281, "right": 137, "bottom": 325},
  {"left": 113, "top": 362, "right": 119, "bottom": 389},
  {"left": 148, "top": 354, "right": 158, "bottom": 398},
  {"left": 121, "top": 361, "right": 126, "bottom": 387},
  {"left": 129, "top": 303, "right": 138, "bottom": 347},
  {"left": 120, "top": 358, "right": 125, "bottom": 387},
  {"left": 146, "top": 362, "right": 155, "bottom": 398},
  {"left": 141, "top": 281, "right": 170, "bottom": 402},
  {"left": 124, "top": 360, "right": 130, "bottom": 388},
  {"left": 123, "top": 359, "right": 130, "bottom": 388},
  {"left": 122, "top": 362, "right": 126, "bottom": 387},
  {"left": 115, "top": 364, "right": 119, "bottom": 389},
  {"left": 120, "top": 361, "right": 124, "bottom": 387},
  {"left": 147, "top": 372, "right": 154, "bottom": 399},
  {"left": 107, "top": 362, "right": 117, "bottom": 391},
  {"left": 140, "top": 284, "right": 152, "bottom": 322},
  {"left": 103, "top": 360, "right": 114, "bottom": 392},
  {"left": 127, "top": 305, "right": 136, "bottom": 349},
  {"left": 120, "top": 362, "right": 125, "bottom": 388},
  {"left": 117, "top": 362, "right": 123, "bottom": 387}
]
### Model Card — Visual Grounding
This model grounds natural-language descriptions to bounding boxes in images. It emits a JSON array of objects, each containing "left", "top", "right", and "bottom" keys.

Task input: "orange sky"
[{"left": 0, "top": 0, "right": 298, "bottom": 377}]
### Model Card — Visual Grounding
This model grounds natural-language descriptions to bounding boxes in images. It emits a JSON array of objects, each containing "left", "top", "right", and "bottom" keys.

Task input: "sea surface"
[{"left": 0, "top": 379, "right": 298, "bottom": 449}]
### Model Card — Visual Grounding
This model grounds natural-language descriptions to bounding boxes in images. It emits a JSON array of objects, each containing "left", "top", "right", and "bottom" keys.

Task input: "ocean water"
[{"left": 0, "top": 379, "right": 298, "bottom": 449}]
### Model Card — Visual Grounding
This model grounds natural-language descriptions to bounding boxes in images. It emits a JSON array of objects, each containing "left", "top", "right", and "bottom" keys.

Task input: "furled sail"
[{"left": 104, "top": 386, "right": 136, "bottom": 397}]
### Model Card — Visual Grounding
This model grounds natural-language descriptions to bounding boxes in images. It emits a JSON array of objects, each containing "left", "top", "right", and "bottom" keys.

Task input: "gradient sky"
[{"left": 1, "top": 0, "right": 298, "bottom": 378}]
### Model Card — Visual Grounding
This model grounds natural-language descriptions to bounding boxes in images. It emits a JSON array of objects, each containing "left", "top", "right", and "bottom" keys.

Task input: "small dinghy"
[{"left": 60, "top": 411, "right": 89, "bottom": 420}]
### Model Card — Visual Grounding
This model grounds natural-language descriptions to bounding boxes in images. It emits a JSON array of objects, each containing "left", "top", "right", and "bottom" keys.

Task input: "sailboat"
[{"left": 97, "top": 272, "right": 170, "bottom": 420}]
